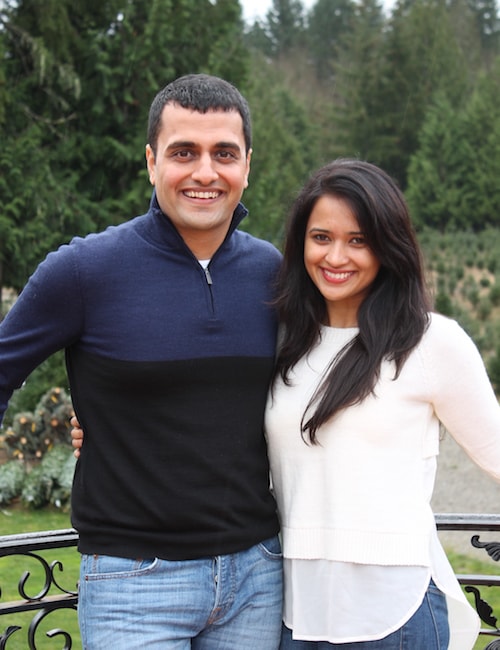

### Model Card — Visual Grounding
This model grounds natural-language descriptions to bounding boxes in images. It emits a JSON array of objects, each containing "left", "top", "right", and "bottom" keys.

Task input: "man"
[{"left": 0, "top": 74, "right": 283, "bottom": 648}]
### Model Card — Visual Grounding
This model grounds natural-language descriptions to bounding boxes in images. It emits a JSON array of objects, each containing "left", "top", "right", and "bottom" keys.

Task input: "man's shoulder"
[
  {"left": 36, "top": 214, "right": 149, "bottom": 281},
  {"left": 69, "top": 213, "right": 149, "bottom": 250},
  {"left": 233, "top": 229, "right": 282, "bottom": 261}
]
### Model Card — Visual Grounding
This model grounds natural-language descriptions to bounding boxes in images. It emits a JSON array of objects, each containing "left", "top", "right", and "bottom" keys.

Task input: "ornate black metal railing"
[
  {"left": 436, "top": 514, "right": 500, "bottom": 650},
  {"left": 0, "top": 515, "right": 500, "bottom": 648},
  {"left": 0, "top": 528, "right": 78, "bottom": 649}
]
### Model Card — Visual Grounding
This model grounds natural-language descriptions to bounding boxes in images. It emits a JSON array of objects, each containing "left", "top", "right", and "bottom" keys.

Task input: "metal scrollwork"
[
  {"left": 471, "top": 535, "right": 500, "bottom": 562},
  {"left": 465, "top": 585, "right": 498, "bottom": 628},
  {"left": 28, "top": 605, "right": 77, "bottom": 650},
  {"left": 4, "top": 550, "right": 78, "bottom": 602},
  {"left": 18, "top": 551, "right": 55, "bottom": 601},
  {"left": 49, "top": 560, "right": 78, "bottom": 597},
  {"left": 0, "top": 531, "right": 79, "bottom": 649},
  {"left": 484, "top": 640, "right": 500, "bottom": 650},
  {"left": 0, "top": 626, "right": 21, "bottom": 649}
]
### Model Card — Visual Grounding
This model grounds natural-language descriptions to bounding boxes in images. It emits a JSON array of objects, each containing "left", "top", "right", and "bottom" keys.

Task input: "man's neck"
[{"left": 182, "top": 226, "right": 232, "bottom": 261}]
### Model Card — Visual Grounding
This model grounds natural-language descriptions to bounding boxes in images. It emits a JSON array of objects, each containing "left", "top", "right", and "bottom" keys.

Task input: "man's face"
[{"left": 146, "top": 104, "right": 251, "bottom": 253}]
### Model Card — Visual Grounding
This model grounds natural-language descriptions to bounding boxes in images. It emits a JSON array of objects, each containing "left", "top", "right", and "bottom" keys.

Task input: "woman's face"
[{"left": 304, "top": 194, "right": 381, "bottom": 327}]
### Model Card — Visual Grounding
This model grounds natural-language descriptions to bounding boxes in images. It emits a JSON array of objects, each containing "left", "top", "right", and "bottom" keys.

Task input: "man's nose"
[{"left": 192, "top": 154, "right": 218, "bottom": 184}]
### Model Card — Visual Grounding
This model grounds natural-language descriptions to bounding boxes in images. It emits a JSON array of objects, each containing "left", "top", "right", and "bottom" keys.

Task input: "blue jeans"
[
  {"left": 78, "top": 536, "right": 283, "bottom": 649},
  {"left": 279, "top": 580, "right": 449, "bottom": 649}
]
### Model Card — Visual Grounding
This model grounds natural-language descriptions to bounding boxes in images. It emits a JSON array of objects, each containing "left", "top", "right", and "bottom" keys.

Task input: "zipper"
[
  {"left": 204, "top": 266, "right": 213, "bottom": 286},
  {"left": 203, "top": 263, "right": 215, "bottom": 314}
]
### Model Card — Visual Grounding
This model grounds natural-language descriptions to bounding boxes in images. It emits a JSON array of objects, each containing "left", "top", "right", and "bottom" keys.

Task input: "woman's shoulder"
[
  {"left": 421, "top": 311, "right": 480, "bottom": 358},
  {"left": 426, "top": 311, "right": 462, "bottom": 336}
]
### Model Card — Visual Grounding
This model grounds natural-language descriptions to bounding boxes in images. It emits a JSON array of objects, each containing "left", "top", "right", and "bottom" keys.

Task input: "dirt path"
[{"left": 432, "top": 432, "right": 500, "bottom": 555}]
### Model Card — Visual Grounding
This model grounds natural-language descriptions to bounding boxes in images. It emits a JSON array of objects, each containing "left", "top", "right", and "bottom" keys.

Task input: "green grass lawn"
[
  {"left": 0, "top": 504, "right": 81, "bottom": 649},
  {"left": 1, "top": 506, "right": 499, "bottom": 649}
]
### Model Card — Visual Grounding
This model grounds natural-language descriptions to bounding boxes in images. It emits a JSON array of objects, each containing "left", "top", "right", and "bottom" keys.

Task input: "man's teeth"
[{"left": 185, "top": 191, "right": 219, "bottom": 199}]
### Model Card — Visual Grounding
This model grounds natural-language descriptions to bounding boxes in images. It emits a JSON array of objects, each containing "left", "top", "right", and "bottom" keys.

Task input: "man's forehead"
[
  {"left": 158, "top": 105, "right": 246, "bottom": 153},
  {"left": 161, "top": 103, "right": 243, "bottom": 125}
]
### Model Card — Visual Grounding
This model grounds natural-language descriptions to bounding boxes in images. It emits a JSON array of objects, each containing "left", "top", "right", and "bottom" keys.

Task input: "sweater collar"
[{"left": 147, "top": 189, "right": 249, "bottom": 252}]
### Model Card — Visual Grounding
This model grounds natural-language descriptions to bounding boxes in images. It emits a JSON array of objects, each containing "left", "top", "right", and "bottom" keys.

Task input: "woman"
[{"left": 266, "top": 158, "right": 500, "bottom": 649}]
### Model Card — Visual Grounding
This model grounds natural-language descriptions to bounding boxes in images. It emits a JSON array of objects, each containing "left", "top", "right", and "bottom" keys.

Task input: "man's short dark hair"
[{"left": 147, "top": 74, "right": 252, "bottom": 155}]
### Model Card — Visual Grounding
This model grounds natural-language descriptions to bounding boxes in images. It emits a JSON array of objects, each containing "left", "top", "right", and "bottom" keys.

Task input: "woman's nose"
[{"left": 325, "top": 242, "right": 349, "bottom": 266}]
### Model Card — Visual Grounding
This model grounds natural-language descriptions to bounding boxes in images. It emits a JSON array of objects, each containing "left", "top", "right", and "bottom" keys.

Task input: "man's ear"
[
  {"left": 244, "top": 148, "right": 252, "bottom": 188},
  {"left": 145, "top": 144, "right": 156, "bottom": 185}
]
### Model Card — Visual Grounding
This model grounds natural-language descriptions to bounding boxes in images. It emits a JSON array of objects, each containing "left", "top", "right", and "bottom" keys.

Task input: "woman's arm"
[{"left": 71, "top": 416, "right": 83, "bottom": 458}]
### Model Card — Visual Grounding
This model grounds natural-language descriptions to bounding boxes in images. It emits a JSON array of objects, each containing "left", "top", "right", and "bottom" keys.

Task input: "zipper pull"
[{"left": 204, "top": 266, "right": 213, "bottom": 285}]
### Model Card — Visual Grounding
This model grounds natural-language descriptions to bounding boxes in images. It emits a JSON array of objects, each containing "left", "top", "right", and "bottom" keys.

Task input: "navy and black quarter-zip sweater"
[{"left": 0, "top": 193, "right": 281, "bottom": 560}]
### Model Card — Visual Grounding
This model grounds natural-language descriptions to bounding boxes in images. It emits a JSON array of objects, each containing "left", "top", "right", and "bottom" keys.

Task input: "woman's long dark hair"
[{"left": 273, "top": 159, "right": 433, "bottom": 444}]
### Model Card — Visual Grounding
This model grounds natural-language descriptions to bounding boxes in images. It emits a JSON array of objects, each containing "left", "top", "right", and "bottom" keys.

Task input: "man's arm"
[{"left": 0, "top": 244, "right": 84, "bottom": 424}]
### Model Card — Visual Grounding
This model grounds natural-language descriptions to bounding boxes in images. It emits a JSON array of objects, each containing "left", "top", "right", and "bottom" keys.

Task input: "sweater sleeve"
[
  {"left": 0, "top": 244, "right": 84, "bottom": 425},
  {"left": 425, "top": 314, "right": 500, "bottom": 482}
]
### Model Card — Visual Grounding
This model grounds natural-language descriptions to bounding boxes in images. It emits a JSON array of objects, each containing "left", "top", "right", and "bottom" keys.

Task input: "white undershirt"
[{"left": 284, "top": 560, "right": 429, "bottom": 642}]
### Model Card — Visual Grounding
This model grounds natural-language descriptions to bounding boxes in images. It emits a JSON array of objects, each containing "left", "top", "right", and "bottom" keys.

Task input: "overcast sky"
[
  {"left": 240, "top": 0, "right": 394, "bottom": 23},
  {"left": 241, "top": 0, "right": 316, "bottom": 24}
]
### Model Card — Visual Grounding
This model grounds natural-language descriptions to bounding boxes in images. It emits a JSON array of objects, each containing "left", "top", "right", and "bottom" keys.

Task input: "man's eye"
[
  {"left": 173, "top": 150, "right": 193, "bottom": 159},
  {"left": 217, "top": 150, "right": 236, "bottom": 160}
]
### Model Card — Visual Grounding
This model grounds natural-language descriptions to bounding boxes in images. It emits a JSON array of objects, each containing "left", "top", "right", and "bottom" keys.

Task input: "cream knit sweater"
[{"left": 266, "top": 313, "right": 500, "bottom": 647}]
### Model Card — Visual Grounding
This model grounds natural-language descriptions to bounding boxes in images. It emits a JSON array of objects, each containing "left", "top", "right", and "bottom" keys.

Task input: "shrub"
[
  {"left": 0, "top": 386, "right": 76, "bottom": 510},
  {"left": 477, "top": 298, "right": 492, "bottom": 321},
  {"left": 489, "top": 345, "right": 500, "bottom": 393},
  {"left": 21, "top": 446, "right": 76, "bottom": 510},
  {"left": 467, "top": 287, "right": 480, "bottom": 307},
  {"left": 0, "top": 461, "right": 25, "bottom": 506},
  {"left": 435, "top": 292, "right": 454, "bottom": 317},
  {"left": 490, "top": 283, "right": 500, "bottom": 307},
  {"left": 1, "top": 387, "right": 73, "bottom": 461}
]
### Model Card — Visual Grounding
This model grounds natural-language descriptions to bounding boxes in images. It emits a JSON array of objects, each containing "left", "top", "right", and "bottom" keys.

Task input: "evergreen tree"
[
  {"left": 407, "top": 56, "right": 500, "bottom": 231},
  {"left": 406, "top": 93, "right": 471, "bottom": 231},
  {"left": 466, "top": 0, "right": 500, "bottom": 56},
  {"left": 0, "top": 0, "right": 249, "bottom": 304},
  {"left": 328, "top": 0, "right": 389, "bottom": 164},
  {"left": 378, "top": 0, "right": 470, "bottom": 185},
  {"left": 307, "top": 0, "right": 356, "bottom": 80},
  {"left": 265, "top": 0, "right": 307, "bottom": 57},
  {"left": 240, "top": 54, "right": 320, "bottom": 247},
  {"left": 244, "top": 19, "right": 275, "bottom": 57},
  {"left": 0, "top": 0, "right": 93, "bottom": 294}
]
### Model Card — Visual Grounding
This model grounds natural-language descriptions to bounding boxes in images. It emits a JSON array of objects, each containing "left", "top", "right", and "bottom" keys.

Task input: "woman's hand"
[{"left": 70, "top": 415, "right": 84, "bottom": 458}]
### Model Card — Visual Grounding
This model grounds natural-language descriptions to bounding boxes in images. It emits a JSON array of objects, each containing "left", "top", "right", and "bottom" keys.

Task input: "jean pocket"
[
  {"left": 82, "top": 554, "right": 158, "bottom": 581},
  {"left": 258, "top": 535, "right": 283, "bottom": 559}
]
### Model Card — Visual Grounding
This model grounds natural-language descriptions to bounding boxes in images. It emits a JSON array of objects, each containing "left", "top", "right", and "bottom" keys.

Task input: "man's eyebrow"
[
  {"left": 165, "top": 140, "right": 242, "bottom": 152},
  {"left": 214, "top": 141, "right": 242, "bottom": 150},
  {"left": 166, "top": 140, "right": 196, "bottom": 150}
]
